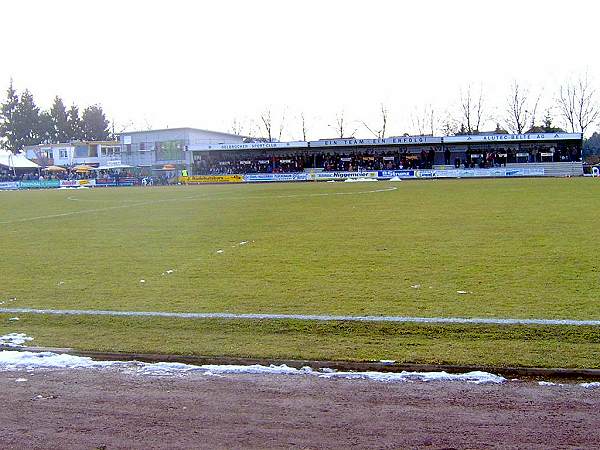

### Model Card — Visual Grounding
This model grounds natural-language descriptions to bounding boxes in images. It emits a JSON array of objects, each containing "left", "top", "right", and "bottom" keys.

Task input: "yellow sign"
[{"left": 180, "top": 175, "right": 243, "bottom": 184}]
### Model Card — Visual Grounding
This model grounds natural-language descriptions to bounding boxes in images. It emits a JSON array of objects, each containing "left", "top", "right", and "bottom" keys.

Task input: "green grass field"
[{"left": 2, "top": 178, "right": 600, "bottom": 367}]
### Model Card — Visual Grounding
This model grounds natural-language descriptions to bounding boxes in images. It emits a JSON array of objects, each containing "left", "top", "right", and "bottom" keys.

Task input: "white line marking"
[
  {"left": 1, "top": 308, "right": 599, "bottom": 326},
  {"left": 1, "top": 186, "right": 397, "bottom": 224}
]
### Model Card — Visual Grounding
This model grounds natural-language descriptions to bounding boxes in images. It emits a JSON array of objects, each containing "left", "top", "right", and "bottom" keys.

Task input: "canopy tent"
[
  {"left": 42, "top": 165, "right": 67, "bottom": 172},
  {"left": 92, "top": 163, "right": 133, "bottom": 170},
  {"left": 73, "top": 164, "right": 94, "bottom": 173},
  {"left": 152, "top": 164, "right": 178, "bottom": 171},
  {"left": 0, "top": 150, "right": 39, "bottom": 169}
]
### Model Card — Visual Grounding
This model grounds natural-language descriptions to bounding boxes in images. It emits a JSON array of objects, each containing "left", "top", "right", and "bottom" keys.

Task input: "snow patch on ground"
[
  {"left": 0, "top": 350, "right": 506, "bottom": 384},
  {"left": 345, "top": 178, "right": 378, "bottom": 183},
  {"left": 318, "top": 369, "right": 505, "bottom": 384},
  {"left": 580, "top": 382, "right": 600, "bottom": 388},
  {"left": 0, "top": 333, "right": 33, "bottom": 347}
]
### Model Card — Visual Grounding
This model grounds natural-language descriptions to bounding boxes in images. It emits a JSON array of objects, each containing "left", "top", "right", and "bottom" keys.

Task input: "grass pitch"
[{"left": 2, "top": 178, "right": 600, "bottom": 367}]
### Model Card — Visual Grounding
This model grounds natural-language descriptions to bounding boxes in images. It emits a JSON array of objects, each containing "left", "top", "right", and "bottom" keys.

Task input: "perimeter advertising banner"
[
  {"left": 18, "top": 180, "right": 61, "bottom": 189},
  {"left": 244, "top": 173, "right": 309, "bottom": 182},
  {"left": 378, "top": 170, "right": 416, "bottom": 179},
  {"left": 309, "top": 171, "right": 379, "bottom": 181},
  {"left": 59, "top": 179, "right": 96, "bottom": 187},
  {"left": 180, "top": 175, "right": 243, "bottom": 184},
  {"left": 0, "top": 181, "right": 19, "bottom": 190},
  {"left": 414, "top": 168, "right": 545, "bottom": 178},
  {"left": 95, "top": 177, "right": 137, "bottom": 187}
]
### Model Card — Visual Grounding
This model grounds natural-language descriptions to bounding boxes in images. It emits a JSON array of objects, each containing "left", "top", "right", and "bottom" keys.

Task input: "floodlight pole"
[{"left": 9, "top": 152, "right": 16, "bottom": 177}]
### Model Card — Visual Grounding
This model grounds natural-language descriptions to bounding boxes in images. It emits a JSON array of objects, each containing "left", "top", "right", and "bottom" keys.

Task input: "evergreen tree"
[
  {"left": 0, "top": 79, "right": 20, "bottom": 152},
  {"left": 13, "top": 89, "right": 42, "bottom": 150},
  {"left": 50, "top": 96, "right": 70, "bottom": 143},
  {"left": 66, "top": 104, "right": 83, "bottom": 141},
  {"left": 38, "top": 111, "right": 55, "bottom": 144},
  {"left": 81, "top": 105, "right": 110, "bottom": 141},
  {"left": 583, "top": 132, "right": 600, "bottom": 157}
]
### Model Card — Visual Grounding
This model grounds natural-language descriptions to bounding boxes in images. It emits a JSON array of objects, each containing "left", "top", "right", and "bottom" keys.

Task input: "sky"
[{"left": 2, "top": 0, "right": 598, "bottom": 139}]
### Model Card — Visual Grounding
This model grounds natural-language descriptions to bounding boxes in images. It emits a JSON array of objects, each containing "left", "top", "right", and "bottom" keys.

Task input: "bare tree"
[
  {"left": 379, "top": 103, "right": 388, "bottom": 138},
  {"left": 299, "top": 112, "right": 308, "bottom": 141},
  {"left": 259, "top": 109, "right": 273, "bottom": 142},
  {"left": 331, "top": 111, "right": 346, "bottom": 138},
  {"left": 411, "top": 105, "right": 436, "bottom": 135},
  {"left": 411, "top": 108, "right": 426, "bottom": 135},
  {"left": 440, "top": 111, "right": 459, "bottom": 136},
  {"left": 429, "top": 107, "right": 436, "bottom": 136},
  {"left": 529, "top": 94, "right": 541, "bottom": 130},
  {"left": 557, "top": 75, "right": 599, "bottom": 133},
  {"left": 112, "top": 119, "right": 135, "bottom": 134},
  {"left": 277, "top": 108, "right": 286, "bottom": 141},
  {"left": 258, "top": 108, "right": 287, "bottom": 142},
  {"left": 360, "top": 104, "right": 389, "bottom": 139},
  {"left": 230, "top": 118, "right": 246, "bottom": 136},
  {"left": 459, "top": 85, "right": 484, "bottom": 134},
  {"left": 557, "top": 85, "right": 576, "bottom": 132},
  {"left": 505, "top": 81, "right": 530, "bottom": 134}
]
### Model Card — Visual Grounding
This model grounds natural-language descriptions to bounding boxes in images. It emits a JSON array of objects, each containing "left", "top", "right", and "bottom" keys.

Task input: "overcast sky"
[{"left": 2, "top": 0, "right": 598, "bottom": 139}]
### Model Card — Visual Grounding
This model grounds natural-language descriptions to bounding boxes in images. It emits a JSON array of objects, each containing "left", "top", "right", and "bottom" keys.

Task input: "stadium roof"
[{"left": 117, "top": 127, "right": 247, "bottom": 139}]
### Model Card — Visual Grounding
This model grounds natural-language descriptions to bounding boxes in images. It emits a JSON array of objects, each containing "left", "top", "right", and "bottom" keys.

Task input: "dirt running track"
[{"left": 1, "top": 369, "right": 599, "bottom": 449}]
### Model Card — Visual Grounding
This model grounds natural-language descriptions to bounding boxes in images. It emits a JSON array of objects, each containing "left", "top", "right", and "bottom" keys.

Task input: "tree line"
[
  {"left": 235, "top": 76, "right": 599, "bottom": 145},
  {"left": 2, "top": 75, "right": 599, "bottom": 155},
  {"left": 0, "top": 80, "right": 111, "bottom": 153}
]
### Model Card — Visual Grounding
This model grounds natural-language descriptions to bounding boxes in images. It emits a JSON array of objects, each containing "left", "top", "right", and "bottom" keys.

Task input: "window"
[
  {"left": 59, "top": 149, "right": 69, "bottom": 158},
  {"left": 75, "top": 146, "right": 88, "bottom": 158},
  {"left": 100, "top": 146, "right": 121, "bottom": 157}
]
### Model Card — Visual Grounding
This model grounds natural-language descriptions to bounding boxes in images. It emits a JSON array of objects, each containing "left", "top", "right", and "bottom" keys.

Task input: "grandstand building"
[
  {"left": 112, "top": 127, "right": 583, "bottom": 177},
  {"left": 188, "top": 132, "right": 583, "bottom": 177}
]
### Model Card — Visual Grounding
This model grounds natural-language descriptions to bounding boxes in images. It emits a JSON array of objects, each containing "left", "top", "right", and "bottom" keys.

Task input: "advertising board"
[
  {"left": 18, "top": 180, "right": 60, "bottom": 189},
  {"left": 59, "top": 179, "right": 96, "bottom": 187},
  {"left": 378, "top": 170, "right": 416, "bottom": 179},
  {"left": 95, "top": 177, "right": 137, "bottom": 187},
  {"left": 243, "top": 173, "right": 309, "bottom": 182},
  {"left": 0, "top": 181, "right": 19, "bottom": 190},
  {"left": 309, "top": 171, "right": 379, "bottom": 181},
  {"left": 414, "top": 168, "right": 545, "bottom": 178},
  {"left": 180, "top": 175, "right": 243, "bottom": 184}
]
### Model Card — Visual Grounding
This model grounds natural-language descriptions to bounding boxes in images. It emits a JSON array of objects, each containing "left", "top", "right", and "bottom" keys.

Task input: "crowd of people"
[
  {"left": 193, "top": 145, "right": 581, "bottom": 175},
  {"left": 2, "top": 145, "right": 582, "bottom": 181},
  {"left": 0, "top": 169, "right": 134, "bottom": 182},
  {"left": 0, "top": 168, "right": 179, "bottom": 185},
  {"left": 194, "top": 150, "right": 438, "bottom": 175}
]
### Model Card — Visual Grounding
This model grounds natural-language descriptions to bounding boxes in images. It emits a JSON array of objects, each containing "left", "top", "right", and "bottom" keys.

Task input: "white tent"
[
  {"left": 92, "top": 163, "right": 133, "bottom": 170},
  {"left": 0, "top": 150, "right": 39, "bottom": 169}
]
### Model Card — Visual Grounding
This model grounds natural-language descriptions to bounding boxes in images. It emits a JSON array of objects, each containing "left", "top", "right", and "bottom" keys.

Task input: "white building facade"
[{"left": 24, "top": 141, "right": 121, "bottom": 167}]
